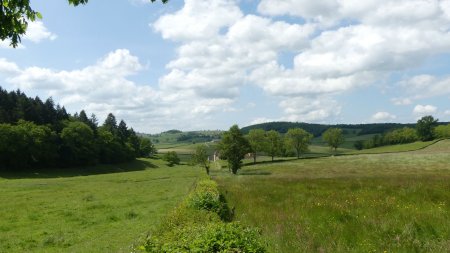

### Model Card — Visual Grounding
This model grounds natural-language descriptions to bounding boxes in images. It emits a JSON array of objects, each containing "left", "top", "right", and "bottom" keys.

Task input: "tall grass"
[{"left": 214, "top": 140, "right": 450, "bottom": 252}]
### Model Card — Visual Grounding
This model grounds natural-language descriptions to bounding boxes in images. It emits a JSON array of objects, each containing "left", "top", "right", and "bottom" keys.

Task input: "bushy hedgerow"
[
  {"left": 186, "top": 180, "right": 233, "bottom": 221},
  {"left": 137, "top": 179, "right": 266, "bottom": 253}
]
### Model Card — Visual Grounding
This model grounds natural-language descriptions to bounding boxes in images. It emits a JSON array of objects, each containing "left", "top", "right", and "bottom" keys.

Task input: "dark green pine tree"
[{"left": 103, "top": 113, "right": 117, "bottom": 134}]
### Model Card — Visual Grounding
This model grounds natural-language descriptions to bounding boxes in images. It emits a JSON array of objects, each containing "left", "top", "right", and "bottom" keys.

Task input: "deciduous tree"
[
  {"left": 322, "top": 128, "right": 345, "bottom": 152},
  {"left": 219, "top": 125, "right": 250, "bottom": 174},
  {"left": 265, "top": 130, "right": 282, "bottom": 162},
  {"left": 416, "top": 115, "right": 438, "bottom": 141},
  {"left": 191, "top": 145, "right": 211, "bottom": 175},
  {"left": 246, "top": 129, "right": 267, "bottom": 164},
  {"left": 285, "top": 128, "right": 313, "bottom": 159}
]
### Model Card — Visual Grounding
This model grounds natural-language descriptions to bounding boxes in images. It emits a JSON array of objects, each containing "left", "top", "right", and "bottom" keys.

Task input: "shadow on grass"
[
  {"left": 0, "top": 159, "right": 158, "bottom": 179},
  {"left": 239, "top": 169, "right": 272, "bottom": 176}
]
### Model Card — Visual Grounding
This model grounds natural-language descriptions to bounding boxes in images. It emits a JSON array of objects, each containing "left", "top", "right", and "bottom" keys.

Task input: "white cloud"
[
  {"left": 395, "top": 75, "right": 450, "bottom": 103},
  {"left": 278, "top": 96, "right": 341, "bottom": 122},
  {"left": 445, "top": 110, "right": 450, "bottom": 115},
  {"left": 371, "top": 111, "right": 397, "bottom": 122},
  {"left": 1, "top": 21, "right": 56, "bottom": 49},
  {"left": 152, "top": 0, "right": 450, "bottom": 124},
  {"left": 391, "top": 97, "right": 412, "bottom": 106},
  {"left": 413, "top": 104, "right": 438, "bottom": 116},
  {"left": 153, "top": 0, "right": 243, "bottom": 41},
  {"left": 0, "top": 58, "right": 21, "bottom": 75},
  {"left": 24, "top": 21, "right": 57, "bottom": 43},
  {"left": 3, "top": 49, "right": 239, "bottom": 132}
]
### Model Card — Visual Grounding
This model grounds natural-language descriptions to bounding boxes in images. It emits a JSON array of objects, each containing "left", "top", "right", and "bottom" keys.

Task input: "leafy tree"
[
  {"left": 434, "top": 124, "right": 450, "bottom": 139},
  {"left": 0, "top": 0, "right": 168, "bottom": 48},
  {"left": 0, "top": 120, "right": 57, "bottom": 169},
  {"left": 191, "top": 145, "right": 211, "bottom": 175},
  {"left": 265, "top": 130, "right": 282, "bottom": 161},
  {"left": 163, "top": 151, "right": 180, "bottom": 166},
  {"left": 139, "top": 138, "right": 156, "bottom": 157},
  {"left": 285, "top": 128, "right": 313, "bottom": 159},
  {"left": 219, "top": 125, "right": 250, "bottom": 174},
  {"left": 246, "top": 129, "right": 267, "bottom": 164},
  {"left": 60, "top": 121, "right": 96, "bottom": 165},
  {"left": 322, "top": 128, "right": 345, "bottom": 152},
  {"left": 416, "top": 115, "right": 438, "bottom": 141},
  {"left": 383, "top": 127, "right": 417, "bottom": 145}
]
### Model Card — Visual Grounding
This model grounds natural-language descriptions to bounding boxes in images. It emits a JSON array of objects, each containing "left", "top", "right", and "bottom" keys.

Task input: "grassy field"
[
  {"left": 0, "top": 159, "right": 203, "bottom": 253},
  {"left": 213, "top": 140, "right": 450, "bottom": 252}
]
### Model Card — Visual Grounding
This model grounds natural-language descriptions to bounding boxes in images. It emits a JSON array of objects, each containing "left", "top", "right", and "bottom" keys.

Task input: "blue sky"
[{"left": 0, "top": 0, "right": 449, "bottom": 133}]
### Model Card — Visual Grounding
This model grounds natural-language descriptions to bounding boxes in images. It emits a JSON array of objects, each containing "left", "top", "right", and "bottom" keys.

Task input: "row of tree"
[
  {"left": 215, "top": 125, "right": 345, "bottom": 174},
  {"left": 355, "top": 116, "right": 447, "bottom": 150},
  {"left": 0, "top": 88, "right": 155, "bottom": 170}
]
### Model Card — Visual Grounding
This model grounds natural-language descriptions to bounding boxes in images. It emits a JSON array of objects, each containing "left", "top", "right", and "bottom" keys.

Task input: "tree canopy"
[
  {"left": 0, "top": 0, "right": 169, "bottom": 48},
  {"left": 416, "top": 115, "right": 438, "bottom": 141},
  {"left": 0, "top": 86, "right": 153, "bottom": 170},
  {"left": 219, "top": 125, "right": 250, "bottom": 174},
  {"left": 322, "top": 128, "right": 345, "bottom": 152},
  {"left": 191, "top": 145, "right": 211, "bottom": 175},
  {"left": 285, "top": 128, "right": 313, "bottom": 159},
  {"left": 246, "top": 129, "right": 267, "bottom": 164}
]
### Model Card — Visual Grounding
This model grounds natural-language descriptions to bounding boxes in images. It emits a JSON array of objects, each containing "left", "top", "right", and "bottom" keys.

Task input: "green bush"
[
  {"left": 143, "top": 222, "right": 265, "bottom": 253},
  {"left": 163, "top": 151, "right": 180, "bottom": 166},
  {"left": 186, "top": 180, "right": 232, "bottom": 221},
  {"left": 138, "top": 179, "right": 266, "bottom": 253}
]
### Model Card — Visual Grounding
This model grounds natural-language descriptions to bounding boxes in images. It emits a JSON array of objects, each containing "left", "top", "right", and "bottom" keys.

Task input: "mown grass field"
[
  {"left": 0, "top": 159, "right": 202, "bottom": 253},
  {"left": 213, "top": 140, "right": 450, "bottom": 252}
]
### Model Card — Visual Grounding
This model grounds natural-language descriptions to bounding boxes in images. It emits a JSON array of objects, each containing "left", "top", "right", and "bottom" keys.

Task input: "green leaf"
[{"left": 36, "top": 12, "right": 43, "bottom": 19}]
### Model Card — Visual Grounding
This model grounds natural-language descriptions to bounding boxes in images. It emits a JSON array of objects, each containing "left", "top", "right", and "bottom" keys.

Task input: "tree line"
[
  {"left": 355, "top": 116, "right": 449, "bottom": 150},
  {"left": 0, "top": 88, "right": 155, "bottom": 170},
  {"left": 214, "top": 125, "right": 345, "bottom": 174}
]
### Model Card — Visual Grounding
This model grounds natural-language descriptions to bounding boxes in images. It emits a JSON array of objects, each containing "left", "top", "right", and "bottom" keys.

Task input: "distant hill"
[
  {"left": 240, "top": 121, "right": 449, "bottom": 137},
  {"left": 139, "top": 130, "right": 223, "bottom": 145}
]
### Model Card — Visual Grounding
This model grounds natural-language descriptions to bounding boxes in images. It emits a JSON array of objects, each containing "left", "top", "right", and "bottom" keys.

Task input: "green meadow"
[
  {"left": 213, "top": 140, "right": 450, "bottom": 252},
  {"left": 0, "top": 159, "right": 202, "bottom": 253}
]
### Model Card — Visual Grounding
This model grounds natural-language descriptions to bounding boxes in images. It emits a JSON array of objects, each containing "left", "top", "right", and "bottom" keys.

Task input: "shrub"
[
  {"left": 434, "top": 124, "right": 450, "bottom": 139},
  {"left": 143, "top": 222, "right": 266, "bottom": 253},
  {"left": 163, "top": 151, "right": 180, "bottom": 166},
  {"left": 139, "top": 179, "right": 266, "bottom": 253},
  {"left": 186, "top": 180, "right": 232, "bottom": 221}
]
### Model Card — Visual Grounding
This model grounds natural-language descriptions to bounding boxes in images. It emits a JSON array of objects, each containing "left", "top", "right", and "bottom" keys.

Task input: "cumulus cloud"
[
  {"left": 152, "top": 0, "right": 450, "bottom": 123},
  {"left": 371, "top": 111, "right": 397, "bottom": 122},
  {"left": 3, "top": 49, "right": 238, "bottom": 132},
  {"left": 24, "top": 21, "right": 57, "bottom": 43},
  {"left": 394, "top": 74, "right": 450, "bottom": 103},
  {"left": 413, "top": 104, "right": 438, "bottom": 116},
  {"left": 0, "top": 21, "right": 56, "bottom": 49}
]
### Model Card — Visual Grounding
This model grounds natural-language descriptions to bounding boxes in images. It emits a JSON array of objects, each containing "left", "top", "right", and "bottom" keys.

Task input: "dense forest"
[{"left": 0, "top": 87, "right": 155, "bottom": 170}]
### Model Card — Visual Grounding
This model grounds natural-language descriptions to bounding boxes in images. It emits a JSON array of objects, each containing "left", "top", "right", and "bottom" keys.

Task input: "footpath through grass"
[
  {"left": 213, "top": 140, "right": 450, "bottom": 252},
  {"left": 0, "top": 158, "right": 202, "bottom": 253}
]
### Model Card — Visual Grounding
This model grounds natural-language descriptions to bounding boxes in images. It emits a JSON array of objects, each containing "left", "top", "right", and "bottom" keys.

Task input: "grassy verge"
[
  {"left": 213, "top": 140, "right": 450, "bottom": 252},
  {"left": 0, "top": 159, "right": 202, "bottom": 253}
]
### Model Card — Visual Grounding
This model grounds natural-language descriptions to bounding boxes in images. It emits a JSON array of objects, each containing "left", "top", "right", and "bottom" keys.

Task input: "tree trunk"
[
  {"left": 271, "top": 155, "right": 274, "bottom": 162},
  {"left": 253, "top": 152, "right": 256, "bottom": 164}
]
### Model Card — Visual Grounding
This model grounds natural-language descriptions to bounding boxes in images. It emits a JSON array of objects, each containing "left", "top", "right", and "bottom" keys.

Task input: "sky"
[{"left": 0, "top": 0, "right": 450, "bottom": 133}]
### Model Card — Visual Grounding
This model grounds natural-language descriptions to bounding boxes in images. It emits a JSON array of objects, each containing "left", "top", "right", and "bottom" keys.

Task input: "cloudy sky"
[{"left": 1, "top": 0, "right": 450, "bottom": 133}]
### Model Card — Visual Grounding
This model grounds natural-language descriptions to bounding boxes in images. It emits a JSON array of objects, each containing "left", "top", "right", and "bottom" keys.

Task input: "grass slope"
[
  {"left": 213, "top": 140, "right": 450, "bottom": 252},
  {"left": 0, "top": 159, "right": 202, "bottom": 253}
]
